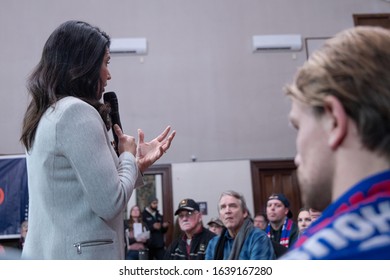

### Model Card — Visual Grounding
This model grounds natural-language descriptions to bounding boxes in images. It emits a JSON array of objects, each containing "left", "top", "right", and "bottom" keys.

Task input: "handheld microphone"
[{"left": 103, "top": 92, "right": 122, "bottom": 156}]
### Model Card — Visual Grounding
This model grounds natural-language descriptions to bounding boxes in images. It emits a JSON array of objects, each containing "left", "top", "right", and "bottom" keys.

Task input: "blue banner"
[{"left": 0, "top": 155, "right": 28, "bottom": 237}]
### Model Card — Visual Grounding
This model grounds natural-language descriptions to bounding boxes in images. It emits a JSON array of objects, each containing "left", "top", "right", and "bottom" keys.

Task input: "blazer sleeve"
[{"left": 56, "top": 101, "right": 138, "bottom": 220}]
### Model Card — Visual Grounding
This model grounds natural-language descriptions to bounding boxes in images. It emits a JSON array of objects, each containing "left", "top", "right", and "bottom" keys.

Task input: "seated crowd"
[{"left": 122, "top": 191, "right": 319, "bottom": 260}]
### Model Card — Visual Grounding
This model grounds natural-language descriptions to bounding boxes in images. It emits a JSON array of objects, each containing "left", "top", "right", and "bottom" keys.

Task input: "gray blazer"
[{"left": 22, "top": 97, "right": 142, "bottom": 259}]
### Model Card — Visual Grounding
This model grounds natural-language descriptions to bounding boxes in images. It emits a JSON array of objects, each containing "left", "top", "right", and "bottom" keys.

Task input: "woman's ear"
[{"left": 323, "top": 95, "right": 348, "bottom": 149}]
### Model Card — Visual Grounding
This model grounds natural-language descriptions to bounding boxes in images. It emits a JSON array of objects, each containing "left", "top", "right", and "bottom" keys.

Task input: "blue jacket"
[{"left": 205, "top": 227, "right": 275, "bottom": 260}]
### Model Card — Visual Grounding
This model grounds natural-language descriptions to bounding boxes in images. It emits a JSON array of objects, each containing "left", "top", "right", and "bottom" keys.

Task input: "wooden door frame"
[
  {"left": 144, "top": 164, "right": 174, "bottom": 247},
  {"left": 353, "top": 13, "right": 390, "bottom": 29},
  {"left": 251, "top": 159, "right": 300, "bottom": 217}
]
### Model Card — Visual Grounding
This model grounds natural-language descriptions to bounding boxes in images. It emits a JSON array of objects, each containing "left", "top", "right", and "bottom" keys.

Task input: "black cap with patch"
[{"left": 174, "top": 198, "right": 200, "bottom": 215}]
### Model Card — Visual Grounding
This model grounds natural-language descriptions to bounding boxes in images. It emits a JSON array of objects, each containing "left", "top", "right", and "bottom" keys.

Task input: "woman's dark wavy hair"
[{"left": 21, "top": 20, "right": 111, "bottom": 151}]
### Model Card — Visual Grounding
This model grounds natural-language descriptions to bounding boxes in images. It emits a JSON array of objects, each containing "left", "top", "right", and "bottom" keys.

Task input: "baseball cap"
[
  {"left": 267, "top": 193, "right": 293, "bottom": 218},
  {"left": 207, "top": 217, "right": 224, "bottom": 227},
  {"left": 174, "top": 199, "right": 200, "bottom": 215}
]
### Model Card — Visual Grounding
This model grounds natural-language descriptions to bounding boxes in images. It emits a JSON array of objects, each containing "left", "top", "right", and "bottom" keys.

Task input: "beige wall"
[
  {"left": 126, "top": 160, "right": 252, "bottom": 226},
  {"left": 1, "top": 1, "right": 390, "bottom": 218},
  {"left": 2, "top": 0, "right": 389, "bottom": 163},
  {"left": 171, "top": 160, "right": 252, "bottom": 222}
]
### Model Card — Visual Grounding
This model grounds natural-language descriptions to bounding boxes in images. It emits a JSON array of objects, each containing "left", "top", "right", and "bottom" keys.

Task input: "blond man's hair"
[{"left": 285, "top": 26, "right": 390, "bottom": 159}]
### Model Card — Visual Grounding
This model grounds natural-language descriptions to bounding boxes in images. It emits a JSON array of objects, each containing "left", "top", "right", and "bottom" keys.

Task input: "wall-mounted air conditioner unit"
[
  {"left": 110, "top": 38, "right": 147, "bottom": 54},
  {"left": 252, "top": 34, "right": 302, "bottom": 52}
]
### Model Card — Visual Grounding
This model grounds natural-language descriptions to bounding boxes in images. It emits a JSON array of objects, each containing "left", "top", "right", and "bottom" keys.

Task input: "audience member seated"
[
  {"left": 164, "top": 199, "right": 215, "bottom": 260},
  {"left": 253, "top": 213, "right": 268, "bottom": 231},
  {"left": 281, "top": 26, "right": 390, "bottom": 259},
  {"left": 297, "top": 208, "right": 312, "bottom": 237},
  {"left": 265, "top": 193, "right": 299, "bottom": 258},
  {"left": 309, "top": 208, "right": 322, "bottom": 223},
  {"left": 207, "top": 217, "right": 224, "bottom": 236},
  {"left": 206, "top": 190, "right": 275, "bottom": 260}
]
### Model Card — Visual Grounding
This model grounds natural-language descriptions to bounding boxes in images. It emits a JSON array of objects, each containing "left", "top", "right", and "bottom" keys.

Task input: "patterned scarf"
[
  {"left": 266, "top": 218, "right": 293, "bottom": 248},
  {"left": 282, "top": 170, "right": 390, "bottom": 260}
]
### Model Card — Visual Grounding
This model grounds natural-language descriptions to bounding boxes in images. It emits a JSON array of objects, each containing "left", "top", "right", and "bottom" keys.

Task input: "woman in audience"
[
  {"left": 124, "top": 205, "right": 149, "bottom": 260},
  {"left": 297, "top": 208, "right": 312, "bottom": 237}
]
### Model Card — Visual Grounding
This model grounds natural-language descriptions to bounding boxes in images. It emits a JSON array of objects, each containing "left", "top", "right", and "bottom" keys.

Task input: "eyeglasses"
[{"left": 178, "top": 211, "right": 198, "bottom": 219}]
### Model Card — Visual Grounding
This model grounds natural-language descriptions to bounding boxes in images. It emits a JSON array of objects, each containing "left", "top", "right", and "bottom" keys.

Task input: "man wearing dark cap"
[
  {"left": 207, "top": 217, "right": 224, "bottom": 235},
  {"left": 164, "top": 199, "right": 215, "bottom": 260},
  {"left": 265, "top": 193, "right": 299, "bottom": 258},
  {"left": 142, "top": 196, "right": 169, "bottom": 260}
]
